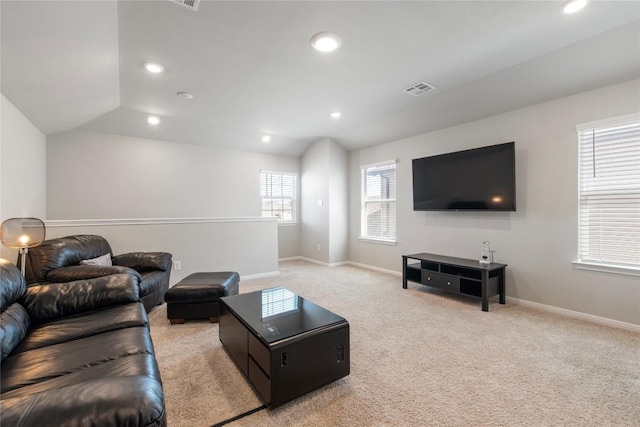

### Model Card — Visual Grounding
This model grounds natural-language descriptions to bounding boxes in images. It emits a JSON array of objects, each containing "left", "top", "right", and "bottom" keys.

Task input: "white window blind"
[
  {"left": 577, "top": 116, "right": 640, "bottom": 268},
  {"left": 260, "top": 171, "right": 297, "bottom": 223},
  {"left": 361, "top": 161, "right": 397, "bottom": 242}
]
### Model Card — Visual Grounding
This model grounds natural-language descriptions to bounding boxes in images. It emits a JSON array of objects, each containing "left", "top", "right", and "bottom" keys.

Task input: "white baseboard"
[
  {"left": 507, "top": 296, "right": 640, "bottom": 333},
  {"left": 279, "top": 256, "right": 335, "bottom": 267},
  {"left": 281, "top": 257, "right": 363, "bottom": 268},
  {"left": 278, "top": 256, "right": 303, "bottom": 262},
  {"left": 297, "top": 257, "right": 330, "bottom": 267},
  {"left": 241, "top": 271, "right": 279, "bottom": 281},
  {"left": 279, "top": 256, "right": 312, "bottom": 264},
  {"left": 345, "top": 260, "right": 402, "bottom": 277},
  {"left": 281, "top": 257, "right": 401, "bottom": 276},
  {"left": 329, "top": 261, "right": 349, "bottom": 267}
]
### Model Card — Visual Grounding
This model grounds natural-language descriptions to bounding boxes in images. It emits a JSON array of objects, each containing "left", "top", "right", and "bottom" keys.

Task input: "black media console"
[{"left": 402, "top": 253, "right": 507, "bottom": 312}]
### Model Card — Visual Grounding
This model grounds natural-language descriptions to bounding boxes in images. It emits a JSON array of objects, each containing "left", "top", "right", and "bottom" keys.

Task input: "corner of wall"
[{"left": 0, "top": 94, "right": 47, "bottom": 223}]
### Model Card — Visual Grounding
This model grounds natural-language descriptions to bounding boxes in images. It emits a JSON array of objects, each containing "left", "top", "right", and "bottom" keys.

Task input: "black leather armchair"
[
  {"left": 21, "top": 234, "right": 172, "bottom": 312},
  {"left": 0, "top": 258, "right": 166, "bottom": 427}
]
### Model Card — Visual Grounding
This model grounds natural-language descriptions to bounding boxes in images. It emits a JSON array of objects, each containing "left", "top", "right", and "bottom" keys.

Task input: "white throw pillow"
[{"left": 79, "top": 253, "right": 112, "bottom": 266}]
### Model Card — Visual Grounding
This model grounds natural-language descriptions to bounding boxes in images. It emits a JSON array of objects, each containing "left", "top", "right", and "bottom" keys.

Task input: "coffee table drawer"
[
  {"left": 219, "top": 305, "right": 248, "bottom": 375},
  {"left": 248, "top": 333, "right": 270, "bottom": 376},
  {"left": 248, "top": 357, "right": 271, "bottom": 402}
]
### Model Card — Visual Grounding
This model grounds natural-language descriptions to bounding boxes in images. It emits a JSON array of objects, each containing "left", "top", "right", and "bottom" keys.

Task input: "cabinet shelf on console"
[
  {"left": 402, "top": 253, "right": 507, "bottom": 312},
  {"left": 405, "top": 263, "right": 422, "bottom": 283},
  {"left": 460, "top": 279, "right": 482, "bottom": 297},
  {"left": 440, "top": 264, "right": 482, "bottom": 281}
]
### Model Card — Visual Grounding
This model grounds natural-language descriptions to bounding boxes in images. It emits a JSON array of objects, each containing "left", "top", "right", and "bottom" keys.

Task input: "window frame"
[
  {"left": 360, "top": 160, "right": 397, "bottom": 244},
  {"left": 260, "top": 170, "right": 297, "bottom": 224},
  {"left": 573, "top": 113, "right": 640, "bottom": 277}
]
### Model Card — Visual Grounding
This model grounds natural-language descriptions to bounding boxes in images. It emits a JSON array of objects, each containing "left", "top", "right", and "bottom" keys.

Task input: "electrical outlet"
[
  {"left": 173, "top": 261, "right": 182, "bottom": 271},
  {"left": 316, "top": 244, "right": 321, "bottom": 251}
]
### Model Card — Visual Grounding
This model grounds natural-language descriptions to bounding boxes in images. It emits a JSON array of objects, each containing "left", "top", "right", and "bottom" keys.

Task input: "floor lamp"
[{"left": 0, "top": 217, "right": 46, "bottom": 276}]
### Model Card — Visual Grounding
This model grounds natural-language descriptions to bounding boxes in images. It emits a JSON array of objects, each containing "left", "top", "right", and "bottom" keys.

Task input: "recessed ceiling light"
[
  {"left": 144, "top": 62, "right": 164, "bottom": 73},
  {"left": 262, "top": 135, "right": 271, "bottom": 143},
  {"left": 562, "top": 0, "right": 587, "bottom": 14},
  {"left": 147, "top": 115, "right": 160, "bottom": 125},
  {"left": 310, "top": 32, "right": 342, "bottom": 53},
  {"left": 330, "top": 112, "right": 342, "bottom": 119},
  {"left": 177, "top": 92, "right": 194, "bottom": 99}
]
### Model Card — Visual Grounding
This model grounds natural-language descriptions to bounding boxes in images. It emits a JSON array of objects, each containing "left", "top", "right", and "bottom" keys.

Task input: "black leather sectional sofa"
[
  {"left": 21, "top": 235, "right": 172, "bottom": 312},
  {"left": 0, "top": 258, "right": 166, "bottom": 426}
]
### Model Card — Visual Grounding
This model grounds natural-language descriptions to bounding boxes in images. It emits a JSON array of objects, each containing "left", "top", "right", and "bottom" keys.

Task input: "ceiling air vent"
[
  {"left": 170, "top": 0, "right": 200, "bottom": 11},
  {"left": 404, "top": 82, "right": 436, "bottom": 96}
]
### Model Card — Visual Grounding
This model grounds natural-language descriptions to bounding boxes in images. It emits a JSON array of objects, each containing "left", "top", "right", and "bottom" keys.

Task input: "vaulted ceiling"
[{"left": 2, "top": 1, "right": 639, "bottom": 156}]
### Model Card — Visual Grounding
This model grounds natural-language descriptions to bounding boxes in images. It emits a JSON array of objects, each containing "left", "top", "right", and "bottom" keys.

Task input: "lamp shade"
[{"left": 0, "top": 217, "right": 46, "bottom": 249}]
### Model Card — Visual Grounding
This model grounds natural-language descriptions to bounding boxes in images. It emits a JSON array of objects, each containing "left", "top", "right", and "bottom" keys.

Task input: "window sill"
[
  {"left": 358, "top": 237, "right": 397, "bottom": 246},
  {"left": 278, "top": 222, "right": 298, "bottom": 227},
  {"left": 573, "top": 261, "right": 640, "bottom": 277}
]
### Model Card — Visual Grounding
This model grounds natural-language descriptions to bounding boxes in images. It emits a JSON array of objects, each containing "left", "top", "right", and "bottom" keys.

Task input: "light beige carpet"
[{"left": 148, "top": 260, "right": 640, "bottom": 426}]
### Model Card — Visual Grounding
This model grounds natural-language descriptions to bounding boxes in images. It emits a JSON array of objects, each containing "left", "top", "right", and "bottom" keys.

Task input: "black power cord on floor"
[{"left": 210, "top": 404, "right": 268, "bottom": 427}]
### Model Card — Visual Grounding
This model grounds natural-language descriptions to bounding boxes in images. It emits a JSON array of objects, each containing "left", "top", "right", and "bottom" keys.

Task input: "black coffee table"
[{"left": 219, "top": 288, "right": 350, "bottom": 408}]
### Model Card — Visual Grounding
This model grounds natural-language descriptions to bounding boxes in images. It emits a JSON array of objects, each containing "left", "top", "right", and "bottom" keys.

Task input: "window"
[
  {"left": 577, "top": 114, "right": 640, "bottom": 271},
  {"left": 260, "top": 171, "right": 297, "bottom": 223},
  {"left": 361, "top": 160, "right": 397, "bottom": 242}
]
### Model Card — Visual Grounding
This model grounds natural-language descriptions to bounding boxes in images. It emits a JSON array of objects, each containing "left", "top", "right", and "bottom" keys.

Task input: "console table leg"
[
  {"left": 481, "top": 270, "right": 489, "bottom": 312},
  {"left": 499, "top": 270, "right": 506, "bottom": 305},
  {"left": 402, "top": 256, "right": 408, "bottom": 289}
]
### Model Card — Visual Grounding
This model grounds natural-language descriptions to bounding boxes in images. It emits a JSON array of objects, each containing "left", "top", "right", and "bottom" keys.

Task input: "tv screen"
[{"left": 412, "top": 142, "right": 516, "bottom": 211}]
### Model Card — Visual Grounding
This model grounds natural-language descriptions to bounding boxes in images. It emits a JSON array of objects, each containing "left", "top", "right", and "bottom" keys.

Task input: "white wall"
[
  {"left": 0, "top": 94, "right": 47, "bottom": 261},
  {"left": 301, "top": 138, "right": 330, "bottom": 262},
  {"left": 300, "top": 137, "right": 349, "bottom": 264},
  {"left": 349, "top": 79, "right": 640, "bottom": 325},
  {"left": 47, "top": 130, "right": 299, "bottom": 218},
  {"left": 328, "top": 139, "right": 349, "bottom": 264},
  {"left": 46, "top": 130, "right": 299, "bottom": 258},
  {"left": 278, "top": 223, "right": 300, "bottom": 259}
]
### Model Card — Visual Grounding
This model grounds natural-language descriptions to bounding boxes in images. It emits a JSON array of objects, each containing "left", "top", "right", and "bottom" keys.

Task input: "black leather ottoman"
[{"left": 165, "top": 272, "right": 239, "bottom": 324}]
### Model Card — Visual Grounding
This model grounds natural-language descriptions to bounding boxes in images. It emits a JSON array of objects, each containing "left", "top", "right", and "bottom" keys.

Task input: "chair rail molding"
[{"left": 45, "top": 217, "right": 277, "bottom": 227}]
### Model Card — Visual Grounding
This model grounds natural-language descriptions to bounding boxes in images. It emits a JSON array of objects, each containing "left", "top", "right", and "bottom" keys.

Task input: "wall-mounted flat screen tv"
[{"left": 412, "top": 142, "right": 516, "bottom": 211}]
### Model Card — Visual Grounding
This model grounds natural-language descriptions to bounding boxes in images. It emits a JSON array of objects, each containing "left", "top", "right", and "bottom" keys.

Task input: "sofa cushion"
[
  {"left": 22, "top": 274, "right": 140, "bottom": 324},
  {"left": 0, "top": 304, "right": 31, "bottom": 361},
  {"left": 1, "top": 326, "right": 155, "bottom": 394},
  {"left": 23, "top": 235, "right": 113, "bottom": 284},
  {"left": 13, "top": 303, "right": 148, "bottom": 354},
  {"left": 79, "top": 253, "right": 112, "bottom": 266},
  {"left": 1, "top": 353, "right": 160, "bottom": 400},
  {"left": 0, "top": 375, "right": 165, "bottom": 427},
  {"left": 46, "top": 265, "right": 141, "bottom": 282},
  {"left": 113, "top": 252, "right": 172, "bottom": 272},
  {"left": 0, "top": 258, "right": 26, "bottom": 311}
]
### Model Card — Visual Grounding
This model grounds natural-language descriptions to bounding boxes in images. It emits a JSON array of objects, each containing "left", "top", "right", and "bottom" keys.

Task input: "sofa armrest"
[
  {"left": 21, "top": 274, "right": 140, "bottom": 323},
  {"left": 113, "top": 252, "right": 172, "bottom": 272},
  {"left": 46, "top": 265, "right": 141, "bottom": 282}
]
